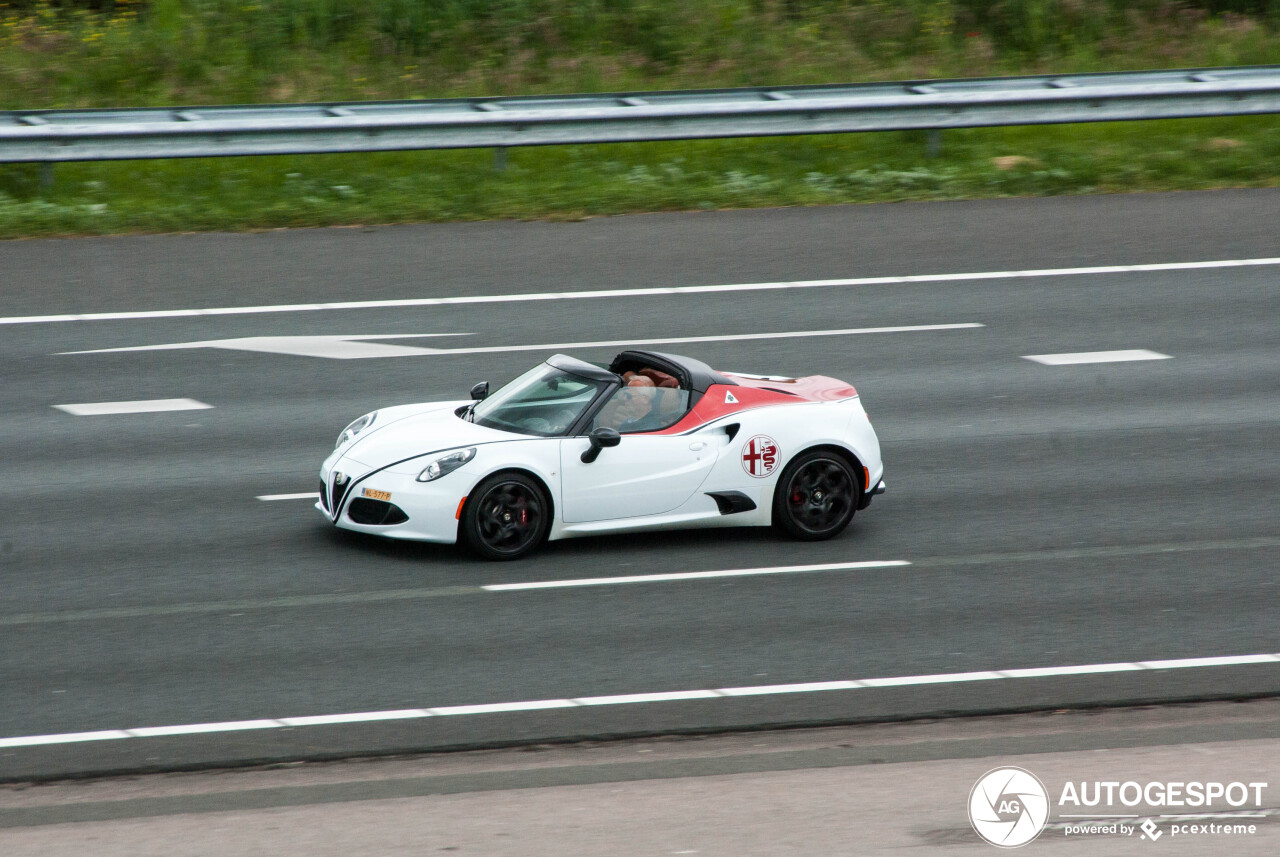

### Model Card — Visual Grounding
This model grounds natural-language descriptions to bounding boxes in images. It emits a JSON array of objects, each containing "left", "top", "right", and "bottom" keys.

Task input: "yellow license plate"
[{"left": 362, "top": 488, "right": 392, "bottom": 501}]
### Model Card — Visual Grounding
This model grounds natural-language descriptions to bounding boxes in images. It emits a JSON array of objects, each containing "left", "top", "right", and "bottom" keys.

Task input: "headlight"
[
  {"left": 335, "top": 412, "right": 377, "bottom": 449},
  {"left": 417, "top": 448, "right": 476, "bottom": 482}
]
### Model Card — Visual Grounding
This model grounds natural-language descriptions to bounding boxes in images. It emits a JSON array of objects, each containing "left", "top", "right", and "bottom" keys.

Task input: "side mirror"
[
  {"left": 469, "top": 382, "right": 488, "bottom": 401},
  {"left": 580, "top": 427, "right": 621, "bottom": 463}
]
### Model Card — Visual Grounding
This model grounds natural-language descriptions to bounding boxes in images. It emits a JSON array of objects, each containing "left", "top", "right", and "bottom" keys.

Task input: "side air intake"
[{"left": 706, "top": 491, "right": 757, "bottom": 515}]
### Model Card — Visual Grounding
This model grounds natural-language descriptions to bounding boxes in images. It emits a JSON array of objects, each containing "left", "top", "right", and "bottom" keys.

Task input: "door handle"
[{"left": 689, "top": 441, "right": 707, "bottom": 451}]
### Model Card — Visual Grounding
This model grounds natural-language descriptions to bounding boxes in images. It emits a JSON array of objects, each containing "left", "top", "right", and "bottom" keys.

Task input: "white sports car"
[{"left": 319, "top": 350, "right": 884, "bottom": 559}]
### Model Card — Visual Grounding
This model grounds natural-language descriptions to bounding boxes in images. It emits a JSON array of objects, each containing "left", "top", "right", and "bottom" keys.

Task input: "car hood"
[{"left": 339, "top": 401, "right": 513, "bottom": 467}]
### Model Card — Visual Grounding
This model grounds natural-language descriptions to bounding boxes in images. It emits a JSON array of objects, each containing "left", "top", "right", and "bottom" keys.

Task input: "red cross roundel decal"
[{"left": 741, "top": 435, "right": 780, "bottom": 478}]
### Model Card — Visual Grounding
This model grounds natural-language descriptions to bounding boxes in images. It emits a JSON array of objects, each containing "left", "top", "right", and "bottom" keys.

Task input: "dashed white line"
[
  {"left": 482, "top": 560, "right": 911, "bottom": 591},
  {"left": 52, "top": 398, "right": 213, "bottom": 416},
  {"left": 7, "top": 257, "right": 1279, "bottom": 325},
  {"left": 1023, "top": 349, "right": 1172, "bottom": 365},
  {"left": 13, "top": 539, "right": 1277, "bottom": 628},
  {"left": 2, "top": 652, "right": 1275, "bottom": 749},
  {"left": 257, "top": 492, "right": 319, "bottom": 502}
]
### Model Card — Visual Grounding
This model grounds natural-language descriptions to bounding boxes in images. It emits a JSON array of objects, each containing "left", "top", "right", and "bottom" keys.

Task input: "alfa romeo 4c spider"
[{"left": 319, "top": 350, "right": 884, "bottom": 559}]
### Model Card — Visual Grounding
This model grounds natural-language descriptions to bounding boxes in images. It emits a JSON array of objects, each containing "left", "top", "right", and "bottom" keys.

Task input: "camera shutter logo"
[{"left": 969, "top": 767, "right": 1050, "bottom": 848}]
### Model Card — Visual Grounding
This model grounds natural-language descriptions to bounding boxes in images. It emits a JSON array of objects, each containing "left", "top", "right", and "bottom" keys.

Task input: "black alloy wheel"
[
  {"left": 460, "top": 472, "right": 551, "bottom": 560},
  {"left": 773, "top": 449, "right": 859, "bottom": 541}
]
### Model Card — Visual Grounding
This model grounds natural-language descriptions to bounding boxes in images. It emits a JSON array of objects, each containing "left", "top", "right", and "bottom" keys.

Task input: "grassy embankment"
[{"left": 1, "top": 0, "right": 1278, "bottom": 237}]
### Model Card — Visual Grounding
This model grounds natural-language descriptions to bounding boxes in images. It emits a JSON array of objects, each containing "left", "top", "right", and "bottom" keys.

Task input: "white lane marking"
[
  {"left": 999, "top": 663, "right": 1140, "bottom": 678},
  {"left": 9, "top": 538, "right": 1278, "bottom": 629},
  {"left": 428, "top": 700, "right": 581, "bottom": 716},
  {"left": 63, "top": 324, "right": 983, "bottom": 360},
  {"left": 483, "top": 560, "right": 911, "bottom": 591},
  {"left": 257, "top": 492, "right": 320, "bottom": 502},
  {"left": 280, "top": 710, "right": 429, "bottom": 727},
  {"left": 717, "top": 681, "right": 860, "bottom": 696},
  {"left": 53, "top": 398, "right": 212, "bottom": 416},
  {"left": 1023, "top": 349, "right": 1172, "bottom": 365},
  {"left": 2, "top": 653, "right": 1275, "bottom": 749},
  {"left": 62, "top": 333, "right": 471, "bottom": 360},
  {"left": 1138, "top": 653, "right": 1280, "bottom": 669},
  {"left": 0, "top": 730, "right": 133, "bottom": 748},
  {"left": 574, "top": 690, "right": 723, "bottom": 705},
  {"left": 127, "top": 720, "right": 282, "bottom": 738},
  {"left": 8, "top": 256, "right": 1280, "bottom": 326},
  {"left": 859, "top": 670, "right": 1006, "bottom": 687}
]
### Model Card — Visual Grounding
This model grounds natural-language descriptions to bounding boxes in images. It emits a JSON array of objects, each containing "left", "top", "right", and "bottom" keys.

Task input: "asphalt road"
[
  {"left": 1, "top": 189, "right": 1277, "bottom": 779},
  {"left": 4, "top": 701, "right": 1279, "bottom": 855}
]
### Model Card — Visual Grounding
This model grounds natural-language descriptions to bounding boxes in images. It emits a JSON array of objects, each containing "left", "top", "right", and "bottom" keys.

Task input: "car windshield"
[{"left": 470, "top": 364, "right": 610, "bottom": 437}]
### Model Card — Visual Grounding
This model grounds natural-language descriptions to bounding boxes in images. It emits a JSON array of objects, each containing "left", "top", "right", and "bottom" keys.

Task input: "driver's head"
[{"left": 613, "top": 375, "right": 655, "bottom": 422}]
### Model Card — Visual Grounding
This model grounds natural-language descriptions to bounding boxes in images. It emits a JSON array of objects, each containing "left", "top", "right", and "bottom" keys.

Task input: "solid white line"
[
  {"left": 0, "top": 730, "right": 132, "bottom": 748},
  {"left": 2, "top": 652, "right": 1275, "bottom": 750},
  {"left": 482, "top": 560, "right": 911, "bottom": 591},
  {"left": 1023, "top": 349, "right": 1172, "bottom": 365},
  {"left": 861, "top": 670, "right": 1006, "bottom": 687},
  {"left": 257, "top": 492, "right": 320, "bottom": 502},
  {"left": 1138, "top": 654, "right": 1280, "bottom": 669},
  {"left": 127, "top": 720, "right": 283, "bottom": 737},
  {"left": 279, "top": 710, "right": 429, "bottom": 727},
  {"left": 53, "top": 398, "right": 213, "bottom": 416},
  {"left": 428, "top": 700, "right": 581, "bottom": 716},
  {"left": 999, "top": 662, "right": 1144, "bottom": 678},
  {"left": 718, "top": 681, "right": 862, "bottom": 696},
  {"left": 573, "top": 690, "right": 723, "bottom": 705},
  {"left": 8, "top": 257, "right": 1279, "bottom": 325}
]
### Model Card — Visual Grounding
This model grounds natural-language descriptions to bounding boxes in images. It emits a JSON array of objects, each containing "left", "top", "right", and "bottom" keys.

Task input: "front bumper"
[
  {"left": 318, "top": 459, "right": 473, "bottom": 544},
  {"left": 858, "top": 479, "right": 886, "bottom": 511}
]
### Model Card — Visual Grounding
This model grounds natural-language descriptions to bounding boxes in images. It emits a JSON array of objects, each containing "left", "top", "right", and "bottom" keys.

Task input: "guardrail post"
[
  {"left": 39, "top": 162, "right": 54, "bottom": 190},
  {"left": 494, "top": 147, "right": 507, "bottom": 171},
  {"left": 926, "top": 130, "right": 942, "bottom": 158}
]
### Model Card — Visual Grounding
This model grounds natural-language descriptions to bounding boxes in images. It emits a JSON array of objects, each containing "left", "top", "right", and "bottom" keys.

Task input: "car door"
[{"left": 558, "top": 433, "right": 719, "bottom": 522}]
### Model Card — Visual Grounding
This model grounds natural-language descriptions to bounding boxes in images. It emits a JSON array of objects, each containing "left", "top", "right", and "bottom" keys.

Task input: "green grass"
[
  {"left": 2, "top": 116, "right": 1276, "bottom": 238},
  {"left": 1, "top": 0, "right": 1278, "bottom": 237}
]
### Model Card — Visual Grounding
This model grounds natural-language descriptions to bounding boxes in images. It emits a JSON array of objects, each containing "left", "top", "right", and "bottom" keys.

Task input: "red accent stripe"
[
  {"left": 645, "top": 385, "right": 797, "bottom": 435},
  {"left": 641, "top": 373, "right": 857, "bottom": 436}
]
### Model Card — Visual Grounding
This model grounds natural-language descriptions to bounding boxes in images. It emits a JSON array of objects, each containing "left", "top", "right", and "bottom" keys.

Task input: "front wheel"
[
  {"left": 459, "top": 472, "right": 551, "bottom": 560},
  {"left": 772, "top": 449, "right": 859, "bottom": 541}
]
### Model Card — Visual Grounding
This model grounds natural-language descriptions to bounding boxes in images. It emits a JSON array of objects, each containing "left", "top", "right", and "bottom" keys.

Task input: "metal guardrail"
[{"left": 2, "top": 66, "right": 1278, "bottom": 163}]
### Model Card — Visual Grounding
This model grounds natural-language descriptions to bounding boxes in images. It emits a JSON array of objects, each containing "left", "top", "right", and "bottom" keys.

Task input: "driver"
[{"left": 594, "top": 375, "right": 658, "bottom": 432}]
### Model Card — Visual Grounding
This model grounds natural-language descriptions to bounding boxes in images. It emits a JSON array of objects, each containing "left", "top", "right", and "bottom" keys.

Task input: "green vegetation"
[{"left": 1, "top": 0, "right": 1278, "bottom": 236}]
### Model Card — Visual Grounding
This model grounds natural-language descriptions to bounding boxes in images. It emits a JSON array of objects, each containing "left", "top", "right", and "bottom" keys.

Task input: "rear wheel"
[
  {"left": 460, "top": 472, "right": 551, "bottom": 560},
  {"left": 772, "top": 449, "right": 859, "bottom": 541}
]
